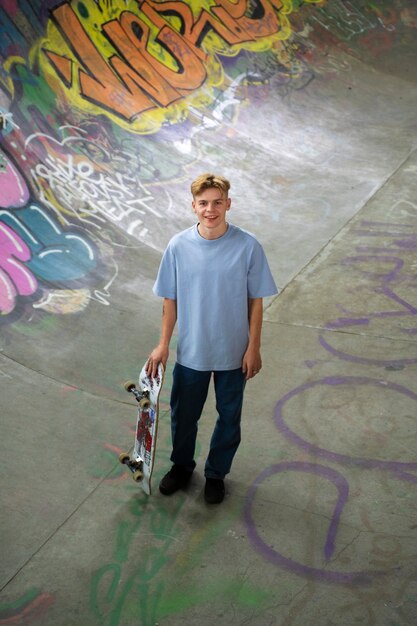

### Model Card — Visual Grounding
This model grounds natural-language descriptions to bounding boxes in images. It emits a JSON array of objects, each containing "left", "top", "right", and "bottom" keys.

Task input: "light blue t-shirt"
[{"left": 153, "top": 224, "right": 278, "bottom": 371}]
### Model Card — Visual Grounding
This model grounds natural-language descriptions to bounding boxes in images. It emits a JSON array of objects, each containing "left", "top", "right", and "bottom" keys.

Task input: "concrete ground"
[{"left": 1, "top": 1, "right": 417, "bottom": 625}]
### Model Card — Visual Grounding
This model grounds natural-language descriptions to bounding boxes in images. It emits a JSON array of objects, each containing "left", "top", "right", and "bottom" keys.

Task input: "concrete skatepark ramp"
[{"left": 1, "top": 1, "right": 417, "bottom": 624}]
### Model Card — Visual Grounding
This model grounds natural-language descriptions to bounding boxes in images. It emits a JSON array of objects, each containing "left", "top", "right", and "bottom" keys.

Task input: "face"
[{"left": 192, "top": 187, "right": 231, "bottom": 238}]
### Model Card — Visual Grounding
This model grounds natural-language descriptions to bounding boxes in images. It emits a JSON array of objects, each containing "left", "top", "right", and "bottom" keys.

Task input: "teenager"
[{"left": 147, "top": 173, "right": 277, "bottom": 503}]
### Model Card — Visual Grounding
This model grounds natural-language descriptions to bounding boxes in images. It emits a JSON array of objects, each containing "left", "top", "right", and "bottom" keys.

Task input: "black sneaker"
[
  {"left": 159, "top": 465, "right": 193, "bottom": 495},
  {"left": 204, "top": 478, "right": 225, "bottom": 504}
]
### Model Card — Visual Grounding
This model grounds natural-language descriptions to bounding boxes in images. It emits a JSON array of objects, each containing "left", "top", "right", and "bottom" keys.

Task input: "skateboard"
[{"left": 119, "top": 361, "right": 164, "bottom": 495}]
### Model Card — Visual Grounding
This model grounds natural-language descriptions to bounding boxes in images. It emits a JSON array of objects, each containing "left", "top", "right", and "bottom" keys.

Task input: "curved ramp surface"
[{"left": 1, "top": 1, "right": 417, "bottom": 624}]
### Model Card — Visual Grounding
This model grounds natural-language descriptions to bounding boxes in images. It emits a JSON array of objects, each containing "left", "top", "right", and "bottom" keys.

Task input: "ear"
[
  {"left": 192, "top": 200, "right": 196, "bottom": 213},
  {"left": 226, "top": 197, "right": 231, "bottom": 210}
]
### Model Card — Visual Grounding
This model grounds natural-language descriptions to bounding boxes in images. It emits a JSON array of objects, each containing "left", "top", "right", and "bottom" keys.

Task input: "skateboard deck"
[{"left": 119, "top": 362, "right": 164, "bottom": 495}]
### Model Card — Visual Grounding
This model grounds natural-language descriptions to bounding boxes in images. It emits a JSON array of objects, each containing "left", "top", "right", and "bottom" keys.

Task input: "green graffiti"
[
  {"left": 89, "top": 466, "right": 275, "bottom": 625},
  {"left": 0, "top": 587, "right": 40, "bottom": 613}
]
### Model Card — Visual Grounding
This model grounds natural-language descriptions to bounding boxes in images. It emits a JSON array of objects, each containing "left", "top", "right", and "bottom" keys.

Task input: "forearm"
[
  {"left": 242, "top": 298, "right": 263, "bottom": 380},
  {"left": 158, "top": 298, "right": 177, "bottom": 347},
  {"left": 247, "top": 298, "right": 263, "bottom": 349},
  {"left": 147, "top": 298, "right": 177, "bottom": 376}
]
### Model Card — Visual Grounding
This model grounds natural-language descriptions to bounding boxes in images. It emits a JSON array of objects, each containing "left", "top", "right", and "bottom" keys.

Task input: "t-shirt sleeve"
[
  {"left": 153, "top": 244, "right": 177, "bottom": 299},
  {"left": 247, "top": 241, "right": 278, "bottom": 298}
]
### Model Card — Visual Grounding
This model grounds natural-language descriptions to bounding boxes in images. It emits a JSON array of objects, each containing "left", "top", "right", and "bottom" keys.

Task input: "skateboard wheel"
[
  {"left": 132, "top": 469, "right": 143, "bottom": 482},
  {"left": 118, "top": 452, "right": 130, "bottom": 464},
  {"left": 139, "top": 398, "right": 151, "bottom": 409},
  {"left": 124, "top": 380, "right": 136, "bottom": 392}
]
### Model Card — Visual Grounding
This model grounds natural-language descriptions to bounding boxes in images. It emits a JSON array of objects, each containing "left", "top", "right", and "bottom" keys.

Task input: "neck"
[{"left": 197, "top": 222, "right": 228, "bottom": 240}]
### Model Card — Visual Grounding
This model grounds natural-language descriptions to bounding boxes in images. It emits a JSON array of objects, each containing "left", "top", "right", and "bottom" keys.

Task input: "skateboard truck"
[
  {"left": 124, "top": 380, "right": 151, "bottom": 409},
  {"left": 118, "top": 451, "right": 144, "bottom": 482}
]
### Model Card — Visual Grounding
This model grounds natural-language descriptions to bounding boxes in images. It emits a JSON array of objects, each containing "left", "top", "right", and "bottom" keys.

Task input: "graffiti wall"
[{"left": 1, "top": 0, "right": 415, "bottom": 324}]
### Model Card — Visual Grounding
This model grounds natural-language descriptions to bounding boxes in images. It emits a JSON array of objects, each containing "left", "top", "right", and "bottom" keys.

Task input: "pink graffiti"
[
  {"left": 0, "top": 148, "right": 29, "bottom": 208},
  {"left": 0, "top": 223, "right": 38, "bottom": 313}
]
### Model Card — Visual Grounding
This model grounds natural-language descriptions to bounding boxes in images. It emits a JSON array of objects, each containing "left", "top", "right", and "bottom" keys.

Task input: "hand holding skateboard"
[{"left": 146, "top": 345, "right": 169, "bottom": 378}]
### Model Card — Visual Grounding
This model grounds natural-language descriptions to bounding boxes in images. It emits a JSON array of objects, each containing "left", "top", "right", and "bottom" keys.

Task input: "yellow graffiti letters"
[
  {"left": 48, "top": 3, "right": 156, "bottom": 120},
  {"left": 212, "top": 0, "right": 283, "bottom": 39},
  {"left": 43, "top": 0, "right": 288, "bottom": 122},
  {"left": 102, "top": 14, "right": 182, "bottom": 108}
]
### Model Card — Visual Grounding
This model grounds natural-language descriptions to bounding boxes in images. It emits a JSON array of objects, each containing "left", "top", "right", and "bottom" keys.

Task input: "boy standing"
[{"left": 147, "top": 173, "right": 277, "bottom": 503}]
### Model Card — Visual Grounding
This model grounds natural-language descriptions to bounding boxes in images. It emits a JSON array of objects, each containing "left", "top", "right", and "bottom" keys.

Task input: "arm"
[
  {"left": 146, "top": 298, "right": 177, "bottom": 377},
  {"left": 242, "top": 298, "right": 263, "bottom": 381}
]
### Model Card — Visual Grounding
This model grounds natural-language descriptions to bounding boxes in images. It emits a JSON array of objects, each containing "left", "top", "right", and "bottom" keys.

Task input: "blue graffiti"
[{"left": 0, "top": 205, "right": 97, "bottom": 282}]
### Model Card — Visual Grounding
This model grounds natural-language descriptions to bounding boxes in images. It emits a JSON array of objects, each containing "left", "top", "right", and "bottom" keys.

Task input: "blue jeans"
[{"left": 170, "top": 363, "right": 246, "bottom": 479}]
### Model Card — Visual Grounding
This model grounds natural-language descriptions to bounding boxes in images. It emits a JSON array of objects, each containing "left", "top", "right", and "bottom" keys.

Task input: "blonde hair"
[{"left": 191, "top": 173, "right": 231, "bottom": 198}]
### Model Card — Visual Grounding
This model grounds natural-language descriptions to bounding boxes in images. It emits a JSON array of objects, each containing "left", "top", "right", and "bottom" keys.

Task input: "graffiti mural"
[{"left": 2, "top": 0, "right": 415, "bottom": 324}]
